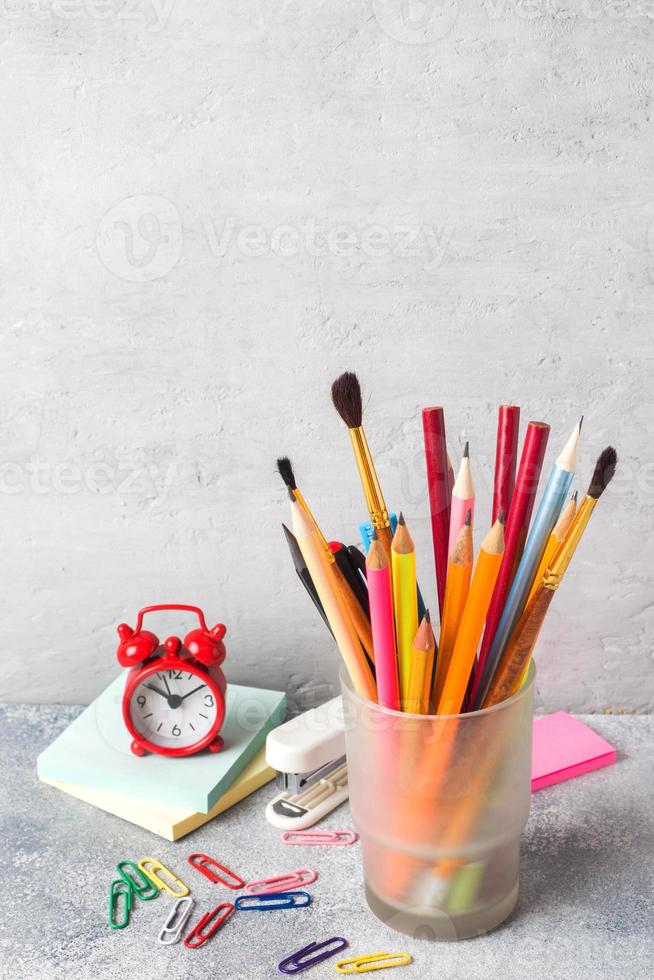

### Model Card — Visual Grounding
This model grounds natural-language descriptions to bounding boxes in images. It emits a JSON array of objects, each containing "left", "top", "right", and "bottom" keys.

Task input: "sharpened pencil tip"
[
  {"left": 463, "top": 441, "right": 469, "bottom": 458},
  {"left": 371, "top": 528, "right": 378, "bottom": 540},
  {"left": 498, "top": 509, "right": 506, "bottom": 524},
  {"left": 398, "top": 512, "right": 405, "bottom": 525},
  {"left": 572, "top": 490, "right": 578, "bottom": 502},
  {"left": 465, "top": 509, "right": 472, "bottom": 525},
  {"left": 579, "top": 415, "right": 584, "bottom": 431},
  {"left": 424, "top": 609, "right": 431, "bottom": 624}
]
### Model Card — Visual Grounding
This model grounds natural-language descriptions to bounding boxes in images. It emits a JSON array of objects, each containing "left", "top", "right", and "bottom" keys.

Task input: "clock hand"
[
  {"left": 180, "top": 683, "right": 207, "bottom": 701},
  {"left": 162, "top": 674, "right": 172, "bottom": 697},
  {"left": 145, "top": 683, "right": 169, "bottom": 699}
]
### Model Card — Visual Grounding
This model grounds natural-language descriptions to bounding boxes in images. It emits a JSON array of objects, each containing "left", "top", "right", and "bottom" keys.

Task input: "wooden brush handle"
[
  {"left": 483, "top": 586, "right": 555, "bottom": 707},
  {"left": 331, "top": 563, "right": 375, "bottom": 665}
]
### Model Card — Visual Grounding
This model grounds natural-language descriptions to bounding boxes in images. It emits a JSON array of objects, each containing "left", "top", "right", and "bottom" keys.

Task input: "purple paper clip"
[{"left": 279, "top": 937, "right": 349, "bottom": 974}]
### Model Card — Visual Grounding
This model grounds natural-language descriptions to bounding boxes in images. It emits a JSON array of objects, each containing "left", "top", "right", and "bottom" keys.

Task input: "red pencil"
[
  {"left": 492, "top": 405, "right": 520, "bottom": 523},
  {"left": 422, "top": 407, "right": 451, "bottom": 619},
  {"left": 469, "top": 421, "right": 550, "bottom": 706}
]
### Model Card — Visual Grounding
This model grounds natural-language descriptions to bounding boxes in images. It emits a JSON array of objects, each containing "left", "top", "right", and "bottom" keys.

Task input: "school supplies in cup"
[{"left": 279, "top": 371, "right": 617, "bottom": 938}]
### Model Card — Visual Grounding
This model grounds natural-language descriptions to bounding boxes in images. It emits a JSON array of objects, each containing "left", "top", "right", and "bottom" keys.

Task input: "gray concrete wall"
[{"left": 1, "top": 2, "right": 652, "bottom": 710}]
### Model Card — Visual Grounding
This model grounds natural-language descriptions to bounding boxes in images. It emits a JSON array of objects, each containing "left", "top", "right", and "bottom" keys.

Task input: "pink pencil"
[
  {"left": 448, "top": 442, "right": 475, "bottom": 558},
  {"left": 366, "top": 531, "right": 400, "bottom": 710}
]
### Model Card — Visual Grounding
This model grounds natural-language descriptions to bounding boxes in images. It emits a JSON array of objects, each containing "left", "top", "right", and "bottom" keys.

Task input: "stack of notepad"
[{"left": 37, "top": 674, "right": 286, "bottom": 840}]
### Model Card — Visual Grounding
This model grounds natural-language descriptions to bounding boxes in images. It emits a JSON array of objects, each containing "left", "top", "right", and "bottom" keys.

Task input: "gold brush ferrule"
[
  {"left": 294, "top": 489, "right": 334, "bottom": 561},
  {"left": 348, "top": 426, "right": 390, "bottom": 530},
  {"left": 544, "top": 496, "right": 597, "bottom": 589}
]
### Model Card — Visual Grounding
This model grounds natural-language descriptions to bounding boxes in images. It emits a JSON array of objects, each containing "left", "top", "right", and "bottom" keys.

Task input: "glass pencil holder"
[{"left": 340, "top": 663, "right": 535, "bottom": 941}]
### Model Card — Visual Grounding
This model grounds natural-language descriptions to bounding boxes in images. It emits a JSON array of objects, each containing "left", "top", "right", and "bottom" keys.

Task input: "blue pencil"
[{"left": 473, "top": 419, "right": 582, "bottom": 707}]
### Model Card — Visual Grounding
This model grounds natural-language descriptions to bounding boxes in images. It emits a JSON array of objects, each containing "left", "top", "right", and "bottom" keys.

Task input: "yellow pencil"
[
  {"left": 433, "top": 510, "right": 473, "bottom": 707},
  {"left": 391, "top": 513, "right": 419, "bottom": 703},
  {"left": 406, "top": 612, "right": 436, "bottom": 714},
  {"left": 437, "top": 514, "right": 505, "bottom": 715},
  {"left": 527, "top": 491, "right": 577, "bottom": 605}
]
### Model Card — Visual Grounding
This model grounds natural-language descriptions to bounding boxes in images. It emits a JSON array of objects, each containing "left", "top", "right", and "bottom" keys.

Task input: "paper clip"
[
  {"left": 244, "top": 869, "right": 317, "bottom": 895},
  {"left": 109, "top": 878, "right": 133, "bottom": 930},
  {"left": 279, "top": 937, "right": 349, "bottom": 974},
  {"left": 235, "top": 891, "right": 312, "bottom": 911},
  {"left": 116, "top": 860, "right": 158, "bottom": 900},
  {"left": 335, "top": 952, "right": 413, "bottom": 974},
  {"left": 157, "top": 896, "right": 194, "bottom": 945},
  {"left": 187, "top": 853, "right": 245, "bottom": 889},
  {"left": 281, "top": 830, "right": 358, "bottom": 847},
  {"left": 137, "top": 857, "right": 190, "bottom": 897},
  {"left": 183, "top": 902, "right": 234, "bottom": 949}
]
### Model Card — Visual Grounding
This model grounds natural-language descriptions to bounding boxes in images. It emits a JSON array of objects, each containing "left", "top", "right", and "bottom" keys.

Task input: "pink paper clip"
[
  {"left": 244, "top": 869, "right": 317, "bottom": 895},
  {"left": 281, "top": 830, "right": 358, "bottom": 847},
  {"left": 187, "top": 853, "right": 245, "bottom": 890},
  {"left": 183, "top": 902, "right": 234, "bottom": 949}
]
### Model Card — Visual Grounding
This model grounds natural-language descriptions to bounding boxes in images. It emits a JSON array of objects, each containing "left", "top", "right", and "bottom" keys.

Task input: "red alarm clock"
[{"left": 116, "top": 604, "right": 227, "bottom": 758}]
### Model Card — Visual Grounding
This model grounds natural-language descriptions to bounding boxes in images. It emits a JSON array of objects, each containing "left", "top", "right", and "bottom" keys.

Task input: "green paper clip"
[
  {"left": 116, "top": 860, "right": 158, "bottom": 901},
  {"left": 109, "top": 879, "right": 133, "bottom": 929}
]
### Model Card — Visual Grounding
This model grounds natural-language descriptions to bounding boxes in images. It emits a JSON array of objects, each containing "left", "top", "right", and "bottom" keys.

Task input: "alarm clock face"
[{"left": 128, "top": 665, "right": 221, "bottom": 750}]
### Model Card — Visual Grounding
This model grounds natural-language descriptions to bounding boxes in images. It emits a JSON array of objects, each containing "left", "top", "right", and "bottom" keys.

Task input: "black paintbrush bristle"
[
  {"left": 276, "top": 456, "right": 297, "bottom": 491},
  {"left": 587, "top": 446, "right": 617, "bottom": 499},
  {"left": 331, "top": 371, "right": 363, "bottom": 429}
]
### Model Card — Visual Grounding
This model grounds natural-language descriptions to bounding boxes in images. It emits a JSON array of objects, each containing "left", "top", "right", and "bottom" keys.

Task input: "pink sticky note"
[{"left": 531, "top": 712, "right": 617, "bottom": 792}]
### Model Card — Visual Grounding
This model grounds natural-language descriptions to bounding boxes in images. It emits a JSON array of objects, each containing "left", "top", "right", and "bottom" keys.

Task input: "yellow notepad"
[{"left": 41, "top": 747, "right": 275, "bottom": 841}]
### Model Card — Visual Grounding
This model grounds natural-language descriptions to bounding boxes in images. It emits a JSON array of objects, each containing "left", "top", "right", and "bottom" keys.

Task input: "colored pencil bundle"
[{"left": 278, "top": 372, "right": 617, "bottom": 719}]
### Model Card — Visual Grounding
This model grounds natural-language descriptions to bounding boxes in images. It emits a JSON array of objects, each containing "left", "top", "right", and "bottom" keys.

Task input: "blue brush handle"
[{"left": 474, "top": 464, "right": 573, "bottom": 707}]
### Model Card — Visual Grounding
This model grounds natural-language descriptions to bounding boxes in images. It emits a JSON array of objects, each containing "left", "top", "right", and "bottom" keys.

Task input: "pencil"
[
  {"left": 482, "top": 447, "right": 616, "bottom": 707},
  {"left": 468, "top": 421, "right": 550, "bottom": 708},
  {"left": 448, "top": 443, "right": 475, "bottom": 559},
  {"left": 437, "top": 513, "right": 505, "bottom": 715},
  {"left": 391, "top": 513, "right": 419, "bottom": 704},
  {"left": 492, "top": 405, "right": 520, "bottom": 523},
  {"left": 281, "top": 523, "right": 332, "bottom": 636},
  {"left": 366, "top": 532, "right": 401, "bottom": 711},
  {"left": 276, "top": 456, "right": 375, "bottom": 666},
  {"left": 422, "top": 407, "right": 451, "bottom": 618},
  {"left": 527, "top": 491, "right": 577, "bottom": 605},
  {"left": 433, "top": 510, "right": 473, "bottom": 707},
  {"left": 406, "top": 612, "right": 436, "bottom": 714},
  {"left": 474, "top": 419, "right": 581, "bottom": 707},
  {"left": 331, "top": 372, "right": 394, "bottom": 562},
  {"left": 291, "top": 494, "right": 377, "bottom": 701}
]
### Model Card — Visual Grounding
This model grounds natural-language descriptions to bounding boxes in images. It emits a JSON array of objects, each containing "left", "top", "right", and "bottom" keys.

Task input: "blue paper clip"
[
  {"left": 279, "top": 937, "right": 349, "bottom": 974},
  {"left": 234, "top": 891, "right": 312, "bottom": 912}
]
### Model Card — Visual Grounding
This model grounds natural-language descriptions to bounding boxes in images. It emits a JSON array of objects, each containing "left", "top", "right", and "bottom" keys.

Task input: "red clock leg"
[
  {"left": 208, "top": 735, "right": 224, "bottom": 753},
  {"left": 130, "top": 739, "right": 148, "bottom": 757}
]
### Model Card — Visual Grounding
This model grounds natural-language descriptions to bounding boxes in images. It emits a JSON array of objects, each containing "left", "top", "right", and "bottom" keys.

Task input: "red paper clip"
[
  {"left": 183, "top": 902, "right": 234, "bottom": 949},
  {"left": 187, "top": 853, "right": 245, "bottom": 890},
  {"left": 281, "top": 830, "right": 358, "bottom": 847},
  {"left": 244, "top": 869, "right": 317, "bottom": 895}
]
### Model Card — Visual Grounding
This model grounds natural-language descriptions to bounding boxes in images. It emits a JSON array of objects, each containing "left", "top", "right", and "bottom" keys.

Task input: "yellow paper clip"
[
  {"left": 137, "top": 857, "right": 190, "bottom": 897},
  {"left": 336, "top": 952, "right": 413, "bottom": 974}
]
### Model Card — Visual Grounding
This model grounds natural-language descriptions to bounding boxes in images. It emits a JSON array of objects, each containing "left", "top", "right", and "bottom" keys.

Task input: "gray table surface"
[{"left": 1, "top": 706, "right": 652, "bottom": 980}]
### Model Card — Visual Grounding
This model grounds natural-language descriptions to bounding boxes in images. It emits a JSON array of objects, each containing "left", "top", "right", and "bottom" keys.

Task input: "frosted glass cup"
[{"left": 340, "top": 664, "right": 535, "bottom": 940}]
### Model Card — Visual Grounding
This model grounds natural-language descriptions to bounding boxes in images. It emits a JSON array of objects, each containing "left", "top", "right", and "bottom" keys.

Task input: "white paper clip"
[
  {"left": 282, "top": 830, "right": 358, "bottom": 847},
  {"left": 157, "top": 896, "right": 194, "bottom": 945}
]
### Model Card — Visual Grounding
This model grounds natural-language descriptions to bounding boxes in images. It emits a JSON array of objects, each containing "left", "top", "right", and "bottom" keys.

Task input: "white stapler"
[{"left": 265, "top": 697, "right": 348, "bottom": 830}]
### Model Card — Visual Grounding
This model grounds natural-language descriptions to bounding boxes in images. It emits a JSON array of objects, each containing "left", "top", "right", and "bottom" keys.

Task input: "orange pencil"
[
  {"left": 437, "top": 513, "right": 505, "bottom": 715},
  {"left": 433, "top": 510, "right": 473, "bottom": 707},
  {"left": 406, "top": 612, "right": 436, "bottom": 714}
]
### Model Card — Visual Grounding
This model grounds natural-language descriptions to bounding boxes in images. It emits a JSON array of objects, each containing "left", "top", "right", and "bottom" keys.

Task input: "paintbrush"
[{"left": 331, "top": 371, "right": 393, "bottom": 562}]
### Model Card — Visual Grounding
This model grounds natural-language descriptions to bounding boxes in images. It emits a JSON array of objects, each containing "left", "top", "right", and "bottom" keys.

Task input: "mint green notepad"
[{"left": 37, "top": 674, "right": 286, "bottom": 813}]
